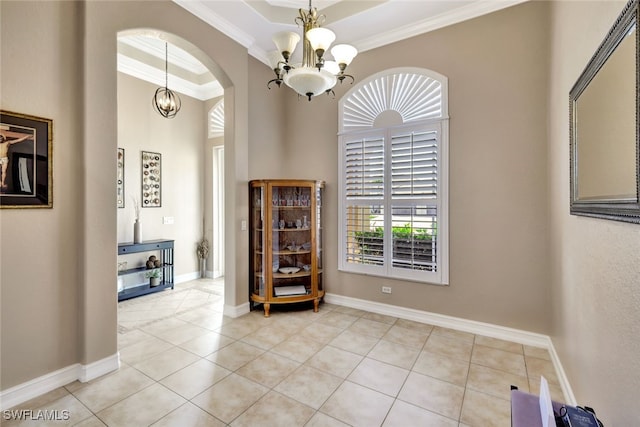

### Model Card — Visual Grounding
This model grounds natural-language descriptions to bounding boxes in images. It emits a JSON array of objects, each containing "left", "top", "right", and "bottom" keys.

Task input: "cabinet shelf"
[
  {"left": 117, "top": 264, "right": 172, "bottom": 276},
  {"left": 255, "top": 269, "right": 323, "bottom": 279},
  {"left": 117, "top": 239, "right": 174, "bottom": 302},
  {"left": 249, "top": 180, "right": 325, "bottom": 317},
  {"left": 256, "top": 250, "right": 311, "bottom": 256},
  {"left": 117, "top": 282, "right": 173, "bottom": 300}
]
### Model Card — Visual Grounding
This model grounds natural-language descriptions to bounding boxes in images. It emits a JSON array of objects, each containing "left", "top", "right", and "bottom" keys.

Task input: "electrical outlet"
[
  {"left": 381, "top": 286, "right": 392, "bottom": 294},
  {"left": 163, "top": 216, "right": 174, "bottom": 225}
]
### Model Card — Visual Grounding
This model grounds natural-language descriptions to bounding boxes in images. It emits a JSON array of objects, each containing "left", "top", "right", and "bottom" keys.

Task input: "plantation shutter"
[
  {"left": 344, "top": 135, "right": 385, "bottom": 198},
  {"left": 391, "top": 130, "right": 438, "bottom": 199}
]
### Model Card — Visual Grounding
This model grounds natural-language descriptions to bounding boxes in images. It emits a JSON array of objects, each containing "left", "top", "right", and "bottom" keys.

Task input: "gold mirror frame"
[{"left": 570, "top": 0, "right": 640, "bottom": 223}]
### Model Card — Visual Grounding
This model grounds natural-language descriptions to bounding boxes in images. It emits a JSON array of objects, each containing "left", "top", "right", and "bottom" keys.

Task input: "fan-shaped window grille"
[
  {"left": 209, "top": 99, "right": 224, "bottom": 138},
  {"left": 338, "top": 68, "right": 449, "bottom": 285},
  {"left": 340, "top": 69, "right": 446, "bottom": 133}
]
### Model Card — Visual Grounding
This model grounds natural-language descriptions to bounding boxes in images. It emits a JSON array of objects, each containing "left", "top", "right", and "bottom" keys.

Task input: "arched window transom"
[{"left": 341, "top": 70, "right": 446, "bottom": 133}]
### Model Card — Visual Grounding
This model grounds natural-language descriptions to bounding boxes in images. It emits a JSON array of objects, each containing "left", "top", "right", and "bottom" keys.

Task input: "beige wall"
[
  {"left": 117, "top": 73, "right": 205, "bottom": 277},
  {"left": 548, "top": 1, "right": 640, "bottom": 424},
  {"left": 1, "top": 0, "right": 83, "bottom": 388},
  {"left": 248, "top": 56, "right": 287, "bottom": 179},
  {"left": 274, "top": 1, "right": 552, "bottom": 332},
  {"left": 1, "top": 0, "right": 250, "bottom": 390}
]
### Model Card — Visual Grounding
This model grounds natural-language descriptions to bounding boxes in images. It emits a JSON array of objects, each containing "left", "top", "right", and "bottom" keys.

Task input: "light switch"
[
  {"left": 163, "top": 216, "right": 174, "bottom": 225},
  {"left": 241, "top": 220, "right": 247, "bottom": 231}
]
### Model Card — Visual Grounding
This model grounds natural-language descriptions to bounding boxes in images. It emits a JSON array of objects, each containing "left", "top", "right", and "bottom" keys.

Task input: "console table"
[{"left": 117, "top": 239, "right": 174, "bottom": 301}]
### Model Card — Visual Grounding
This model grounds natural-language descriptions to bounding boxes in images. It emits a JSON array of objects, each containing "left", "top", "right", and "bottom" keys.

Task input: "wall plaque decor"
[
  {"left": 141, "top": 150, "right": 161, "bottom": 207},
  {"left": 0, "top": 110, "right": 53, "bottom": 208},
  {"left": 117, "top": 148, "right": 125, "bottom": 208}
]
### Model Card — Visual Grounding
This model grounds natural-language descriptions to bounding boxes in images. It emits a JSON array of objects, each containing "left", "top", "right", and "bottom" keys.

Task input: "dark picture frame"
[
  {"left": 141, "top": 150, "right": 161, "bottom": 207},
  {"left": 0, "top": 110, "right": 53, "bottom": 208},
  {"left": 117, "top": 148, "right": 125, "bottom": 208}
]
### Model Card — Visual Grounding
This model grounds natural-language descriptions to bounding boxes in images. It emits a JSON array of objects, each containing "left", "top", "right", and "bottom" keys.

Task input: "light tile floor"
[{"left": 6, "top": 278, "right": 565, "bottom": 426}]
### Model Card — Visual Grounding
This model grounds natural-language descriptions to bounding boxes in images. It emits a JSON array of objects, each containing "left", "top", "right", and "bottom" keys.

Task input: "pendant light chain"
[{"left": 164, "top": 42, "right": 169, "bottom": 89}]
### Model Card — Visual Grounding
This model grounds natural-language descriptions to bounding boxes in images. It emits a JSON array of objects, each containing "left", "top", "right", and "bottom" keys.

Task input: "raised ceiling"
[{"left": 118, "top": 0, "right": 526, "bottom": 101}]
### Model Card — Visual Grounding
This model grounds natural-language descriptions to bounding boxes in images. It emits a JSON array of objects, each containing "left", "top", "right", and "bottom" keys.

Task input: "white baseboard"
[
  {"left": 78, "top": 352, "right": 121, "bottom": 383},
  {"left": 175, "top": 271, "right": 222, "bottom": 282},
  {"left": 224, "top": 301, "right": 250, "bottom": 318},
  {"left": 324, "top": 293, "right": 576, "bottom": 404},
  {"left": 0, "top": 353, "right": 120, "bottom": 411},
  {"left": 547, "top": 341, "right": 576, "bottom": 406},
  {"left": 175, "top": 272, "right": 200, "bottom": 283}
]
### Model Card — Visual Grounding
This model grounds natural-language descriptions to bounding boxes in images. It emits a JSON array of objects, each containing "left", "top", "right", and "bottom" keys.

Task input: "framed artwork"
[
  {"left": 0, "top": 110, "right": 53, "bottom": 208},
  {"left": 117, "top": 148, "right": 125, "bottom": 208},
  {"left": 141, "top": 150, "right": 161, "bottom": 207}
]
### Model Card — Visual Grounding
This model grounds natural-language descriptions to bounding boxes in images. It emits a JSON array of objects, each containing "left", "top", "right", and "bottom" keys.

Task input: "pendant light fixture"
[
  {"left": 152, "top": 42, "right": 181, "bottom": 118},
  {"left": 267, "top": 0, "right": 357, "bottom": 101}
]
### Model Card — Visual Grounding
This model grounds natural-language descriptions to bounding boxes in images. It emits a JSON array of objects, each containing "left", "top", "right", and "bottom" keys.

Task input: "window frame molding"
[{"left": 338, "top": 67, "right": 449, "bottom": 285}]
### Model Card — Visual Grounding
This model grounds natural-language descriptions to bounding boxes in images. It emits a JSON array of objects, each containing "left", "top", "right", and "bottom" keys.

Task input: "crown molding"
[
  {"left": 118, "top": 54, "right": 223, "bottom": 101},
  {"left": 175, "top": 0, "right": 529, "bottom": 68},
  {"left": 354, "top": 0, "right": 528, "bottom": 52},
  {"left": 173, "top": 0, "right": 256, "bottom": 49}
]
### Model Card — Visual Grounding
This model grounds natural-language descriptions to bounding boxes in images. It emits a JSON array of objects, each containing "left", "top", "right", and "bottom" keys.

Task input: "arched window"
[
  {"left": 338, "top": 68, "right": 449, "bottom": 284},
  {"left": 208, "top": 98, "right": 224, "bottom": 138}
]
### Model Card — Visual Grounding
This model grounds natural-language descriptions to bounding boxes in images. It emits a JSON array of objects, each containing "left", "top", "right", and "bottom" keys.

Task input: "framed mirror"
[{"left": 570, "top": 0, "right": 639, "bottom": 223}]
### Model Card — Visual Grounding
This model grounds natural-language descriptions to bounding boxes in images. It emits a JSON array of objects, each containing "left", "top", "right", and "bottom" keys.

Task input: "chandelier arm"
[
  {"left": 337, "top": 74, "right": 355, "bottom": 85},
  {"left": 267, "top": 78, "right": 282, "bottom": 89}
]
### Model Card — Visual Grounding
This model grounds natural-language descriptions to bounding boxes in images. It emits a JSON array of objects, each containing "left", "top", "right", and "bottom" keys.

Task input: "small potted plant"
[{"left": 145, "top": 269, "right": 163, "bottom": 287}]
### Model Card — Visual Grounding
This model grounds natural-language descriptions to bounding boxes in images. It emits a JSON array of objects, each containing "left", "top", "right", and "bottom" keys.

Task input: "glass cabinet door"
[
  {"left": 315, "top": 184, "right": 323, "bottom": 295},
  {"left": 271, "top": 185, "right": 313, "bottom": 297},
  {"left": 250, "top": 185, "right": 266, "bottom": 297}
]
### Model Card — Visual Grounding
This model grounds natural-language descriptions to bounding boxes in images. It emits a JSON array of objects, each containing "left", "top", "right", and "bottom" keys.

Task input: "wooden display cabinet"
[{"left": 249, "top": 179, "right": 324, "bottom": 317}]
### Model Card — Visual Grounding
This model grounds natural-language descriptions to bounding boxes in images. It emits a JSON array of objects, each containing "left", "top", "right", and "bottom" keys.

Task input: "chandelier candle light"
[
  {"left": 267, "top": 0, "right": 358, "bottom": 101},
  {"left": 152, "top": 42, "right": 182, "bottom": 118}
]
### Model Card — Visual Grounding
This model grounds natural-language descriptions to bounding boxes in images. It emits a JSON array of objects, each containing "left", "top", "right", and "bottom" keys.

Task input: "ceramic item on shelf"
[
  {"left": 279, "top": 267, "right": 300, "bottom": 274},
  {"left": 287, "top": 244, "right": 300, "bottom": 252}
]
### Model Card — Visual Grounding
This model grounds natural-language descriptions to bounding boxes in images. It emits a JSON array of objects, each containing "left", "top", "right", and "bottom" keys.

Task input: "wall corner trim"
[
  {"left": 0, "top": 353, "right": 120, "bottom": 411},
  {"left": 224, "top": 302, "right": 250, "bottom": 318},
  {"left": 324, "top": 292, "right": 576, "bottom": 405}
]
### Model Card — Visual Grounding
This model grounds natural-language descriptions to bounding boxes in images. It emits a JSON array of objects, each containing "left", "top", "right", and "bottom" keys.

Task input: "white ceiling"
[{"left": 118, "top": 0, "right": 526, "bottom": 101}]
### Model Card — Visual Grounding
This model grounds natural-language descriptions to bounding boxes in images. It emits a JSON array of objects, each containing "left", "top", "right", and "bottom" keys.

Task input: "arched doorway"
[{"left": 116, "top": 29, "right": 230, "bottom": 304}]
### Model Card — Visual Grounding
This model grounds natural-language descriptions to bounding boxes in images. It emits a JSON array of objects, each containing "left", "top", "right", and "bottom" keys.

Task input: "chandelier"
[
  {"left": 267, "top": 0, "right": 358, "bottom": 101},
  {"left": 152, "top": 42, "right": 182, "bottom": 119}
]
